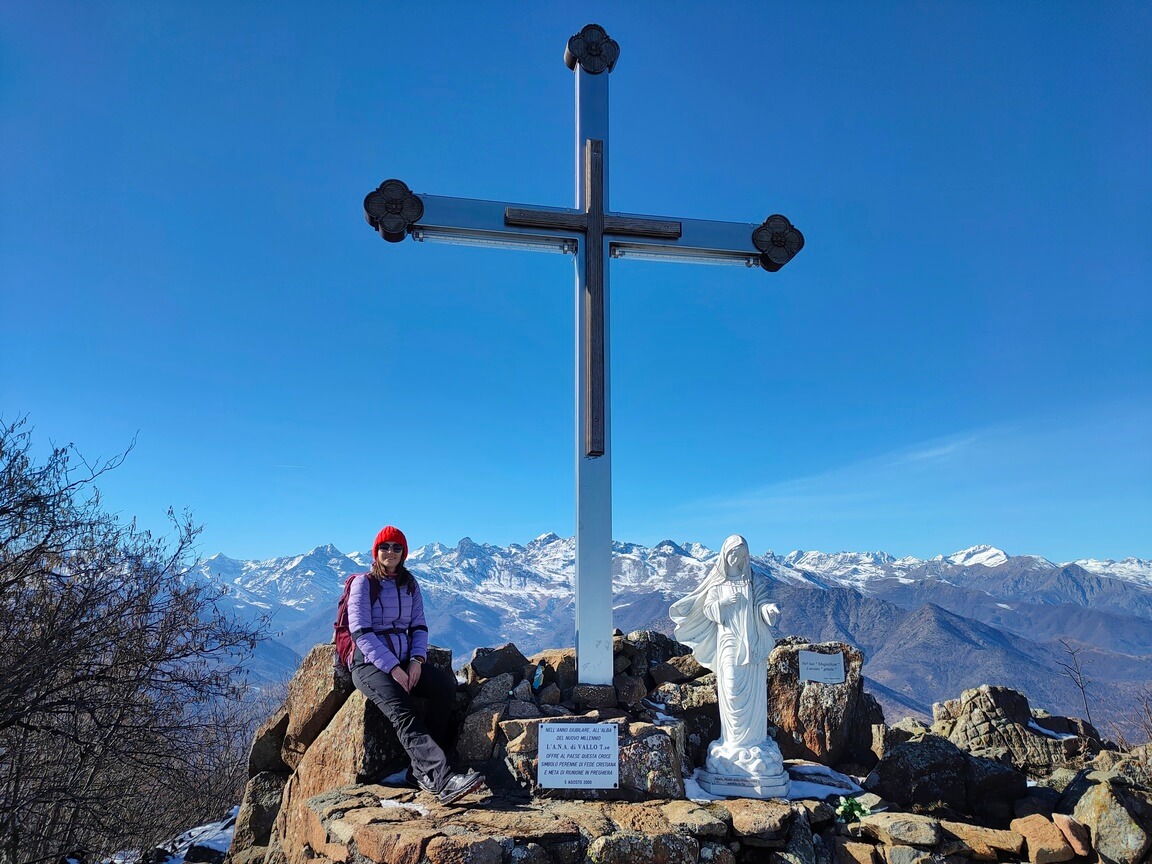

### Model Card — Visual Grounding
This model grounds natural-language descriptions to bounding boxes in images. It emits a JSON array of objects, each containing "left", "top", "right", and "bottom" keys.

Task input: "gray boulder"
[
  {"left": 1065, "top": 772, "right": 1152, "bottom": 864},
  {"left": 280, "top": 644, "right": 354, "bottom": 770},
  {"left": 467, "top": 643, "right": 530, "bottom": 682},
  {"left": 766, "top": 639, "right": 880, "bottom": 768},
  {"left": 622, "top": 629, "right": 691, "bottom": 675},
  {"left": 965, "top": 754, "right": 1027, "bottom": 826},
  {"left": 230, "top": 771, "right": 290, "bottom": 852},
  {"left": 947, "top": 685, "right": 1092, "bottom": 777},
  {"left": 868, "top": 734, "right": 968, "bottom": 813},
  {"left": 648, "top": 674, "right": 720, "bottom": 768}
]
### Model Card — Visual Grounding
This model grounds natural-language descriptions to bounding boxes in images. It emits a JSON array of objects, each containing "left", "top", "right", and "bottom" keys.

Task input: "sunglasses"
[{"left": 376, "top": 542, "right": 404, "bottom": 554}]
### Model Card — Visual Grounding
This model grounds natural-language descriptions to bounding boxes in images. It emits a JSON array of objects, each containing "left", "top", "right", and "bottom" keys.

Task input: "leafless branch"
[{"left": 0, "top": 417, "right": 268, "bottom": 864}]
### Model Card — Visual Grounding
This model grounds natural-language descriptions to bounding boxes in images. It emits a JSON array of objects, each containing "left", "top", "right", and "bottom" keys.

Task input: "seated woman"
[{"left": 348, "top": 525, "right": 485, "bottom": 804}]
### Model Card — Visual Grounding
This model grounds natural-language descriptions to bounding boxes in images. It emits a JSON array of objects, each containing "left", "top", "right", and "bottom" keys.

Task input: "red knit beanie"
[{"left": 372, "top": 525, "right": 408, "bottom": 564}]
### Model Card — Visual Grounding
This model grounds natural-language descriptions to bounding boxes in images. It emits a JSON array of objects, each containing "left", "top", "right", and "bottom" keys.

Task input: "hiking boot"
[
  {"left": 436, "top": 769, "right": 485, "bottom": 805},
  {"left": 404, "top": 768, "right": 436, "bottom": 794}
]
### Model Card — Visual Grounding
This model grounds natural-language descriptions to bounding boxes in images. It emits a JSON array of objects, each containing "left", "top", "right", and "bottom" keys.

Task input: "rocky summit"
[{"left": 225, "top": 633, "right": 1152, "bottom": 864}]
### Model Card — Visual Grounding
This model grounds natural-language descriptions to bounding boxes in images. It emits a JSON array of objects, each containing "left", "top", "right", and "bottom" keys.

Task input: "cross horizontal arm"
[
  {"left": 406, "top": 194, "right": 582, "bottom": 254},
  {"left": 366, "top": 179, "right": 803, "bottom": 271},
  {"left": 397, "top": 195, "right": 796, "bottom": 269},
  {"left": 607, "top": 216, "right": 772, "bottom": 267}
]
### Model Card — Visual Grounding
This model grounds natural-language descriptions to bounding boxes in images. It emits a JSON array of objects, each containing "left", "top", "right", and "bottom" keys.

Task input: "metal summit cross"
[{"left": 364, "top": 24, "right": 804, "bottom": 686}]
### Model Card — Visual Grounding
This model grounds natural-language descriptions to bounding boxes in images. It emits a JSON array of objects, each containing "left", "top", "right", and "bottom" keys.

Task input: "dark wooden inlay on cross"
[{"left": 505, "top": 140, "right": 682, "bottom": 455}]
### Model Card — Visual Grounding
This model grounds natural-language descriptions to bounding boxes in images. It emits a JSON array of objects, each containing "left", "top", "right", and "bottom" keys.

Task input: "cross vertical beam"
[
  {"left": 362, "top": 23, "right": 805, "bottom": 687},
  {"left": 573, "top": 55, "right": 614, "bottom": 683}
]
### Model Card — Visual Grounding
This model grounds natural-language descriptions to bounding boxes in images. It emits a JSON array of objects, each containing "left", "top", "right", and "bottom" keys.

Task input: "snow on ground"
[
  {"left": 378, "top": 798, "right": 431, "bottom": 817},
  {"left": 109, "top": 807, "right": 237, "bottom": 864},
  {"left": 682, "top": 775, "right": 720, "bottom": 801},
  {"left": 683, "top": 763, "right": 863, "bottom": 803},
  {"left": 170, "top": 812, "right": 236, "bottom": 860}
]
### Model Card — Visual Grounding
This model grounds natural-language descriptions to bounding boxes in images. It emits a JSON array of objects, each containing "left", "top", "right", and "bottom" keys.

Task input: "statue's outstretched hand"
[{"left": 760, "top": 603, "right": 781, "bottom": 627}]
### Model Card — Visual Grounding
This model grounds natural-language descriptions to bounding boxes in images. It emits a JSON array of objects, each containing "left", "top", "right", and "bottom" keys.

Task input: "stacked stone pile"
[
  {"left": 452, "top": 633, "right": 689, "bottom": 800},
  {"left": 224, "top": 633, "right": 1152, "bottom": 864}
]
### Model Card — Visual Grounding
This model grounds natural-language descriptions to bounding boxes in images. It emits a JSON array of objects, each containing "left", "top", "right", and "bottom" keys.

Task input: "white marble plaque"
[
  {"left": 799, "top": 650, "right": 845, "bottom": 684},
  {"left": 537, "top": 723, "right": 619, "bottom": 789}
]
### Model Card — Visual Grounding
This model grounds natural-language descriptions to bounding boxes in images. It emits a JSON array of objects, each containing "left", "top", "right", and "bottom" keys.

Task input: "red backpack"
[{"left": 333, "top": 573, "right": 381, "bottom": 670}]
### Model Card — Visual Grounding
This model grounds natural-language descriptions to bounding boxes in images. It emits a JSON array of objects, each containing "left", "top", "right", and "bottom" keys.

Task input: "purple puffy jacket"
[{"left": 347, "top": 572, "right": 429, "bottom": 673}]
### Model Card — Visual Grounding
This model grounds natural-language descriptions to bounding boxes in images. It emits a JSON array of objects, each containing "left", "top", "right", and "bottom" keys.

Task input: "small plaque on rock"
[
  {"left": 799, "top": 650, "right": 846, "bottom": 684},
  {"left": 537, "top": 722, "right": 619, "bottom": 789}
]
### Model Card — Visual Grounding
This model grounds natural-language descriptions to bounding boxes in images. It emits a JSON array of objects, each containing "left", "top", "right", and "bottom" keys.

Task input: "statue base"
[
  {"left": 697, "top": 768, "right": 790, "bottom": 799},
  {"left": 697, "top": 738, "right": 790, "bottom": 799}
]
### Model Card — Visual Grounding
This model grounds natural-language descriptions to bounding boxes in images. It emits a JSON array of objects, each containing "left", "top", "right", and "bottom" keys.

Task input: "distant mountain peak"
[
  {"left": 454, "top": 537, "right": 489, "bottom": 559},
  {"left": 946, "top": 545, "right": 1009, "bottom": 568},
  {"left": 305, "top": 542, "right": 345, "bottom": 557},
  {"left": 682, "top": 542, "right": 714, "bottom": 560},
  {"left": 781, "top": 549, "right": 899, "bottom": 567}
]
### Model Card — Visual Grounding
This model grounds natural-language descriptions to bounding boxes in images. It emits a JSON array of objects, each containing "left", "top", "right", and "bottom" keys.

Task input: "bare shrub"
[
  {"left": 0, "top": 418, "right": 267, "bottom": 864},
  {"left": 1108, "top": 685, "right": 1152, "bottom": 789},
  {"left": 1055, "top": 638, "right": 1094, "bottom": 728}
]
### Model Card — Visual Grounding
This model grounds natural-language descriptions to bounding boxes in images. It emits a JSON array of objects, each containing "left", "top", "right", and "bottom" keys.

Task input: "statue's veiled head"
[{"left": 719, "top": 534, "right": 751, "bottom": 582}]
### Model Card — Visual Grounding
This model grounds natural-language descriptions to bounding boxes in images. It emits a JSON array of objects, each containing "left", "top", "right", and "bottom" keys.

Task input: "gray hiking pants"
[{"left": 350, "top": 658, "right": 457, "bottom": 790}]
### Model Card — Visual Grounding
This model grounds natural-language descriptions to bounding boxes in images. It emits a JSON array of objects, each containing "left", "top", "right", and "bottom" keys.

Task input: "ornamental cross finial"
[
  {"left": 365, "top": 179, "right": 424, "bottom": 242},
  {"left": 564, "top": 24, "right": 620, "bottom": 74}
]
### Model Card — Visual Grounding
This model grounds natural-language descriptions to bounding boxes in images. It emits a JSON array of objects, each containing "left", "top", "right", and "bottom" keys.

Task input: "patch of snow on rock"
[{"left": 1027, "top": 719, "right": 1078, "bottom": 741}]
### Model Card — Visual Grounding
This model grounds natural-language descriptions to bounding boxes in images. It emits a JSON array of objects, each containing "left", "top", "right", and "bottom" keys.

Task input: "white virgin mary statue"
[{"left": 669, "top": 534, "right": 790, "bottom": 798}]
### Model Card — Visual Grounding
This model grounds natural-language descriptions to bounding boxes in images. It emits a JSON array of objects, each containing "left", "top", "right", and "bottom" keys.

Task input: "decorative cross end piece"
[
  {"left": 564, "top": 24, "right": 620, "bottom": 75},
  {"left": 364, "top": 179, "right": 425, "bottom": 243},
  {"left": 752, "top": 215, "right": 805, "bottom": 272}
]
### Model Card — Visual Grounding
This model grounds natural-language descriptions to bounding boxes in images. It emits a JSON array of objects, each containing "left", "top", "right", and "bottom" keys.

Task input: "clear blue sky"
[{"left": 3, "top": 2, "right": 1149, "bottom": 563}]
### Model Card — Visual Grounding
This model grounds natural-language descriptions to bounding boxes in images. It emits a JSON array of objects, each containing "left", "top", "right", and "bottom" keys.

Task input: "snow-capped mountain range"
[
  {"left": 192, "top": 538, "right": 1152, "bottom": 731},
  {"left": 197, "top": 538, "right": 1152, "bottom": 613}
]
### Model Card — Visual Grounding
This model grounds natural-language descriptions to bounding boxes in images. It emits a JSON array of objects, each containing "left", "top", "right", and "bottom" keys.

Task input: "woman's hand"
[
  {"left": 408, "top": 659, "right": 422, "bottom": 690},
  {"left": 390, "top": 665, "right": 411, "bottom": 691}
]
